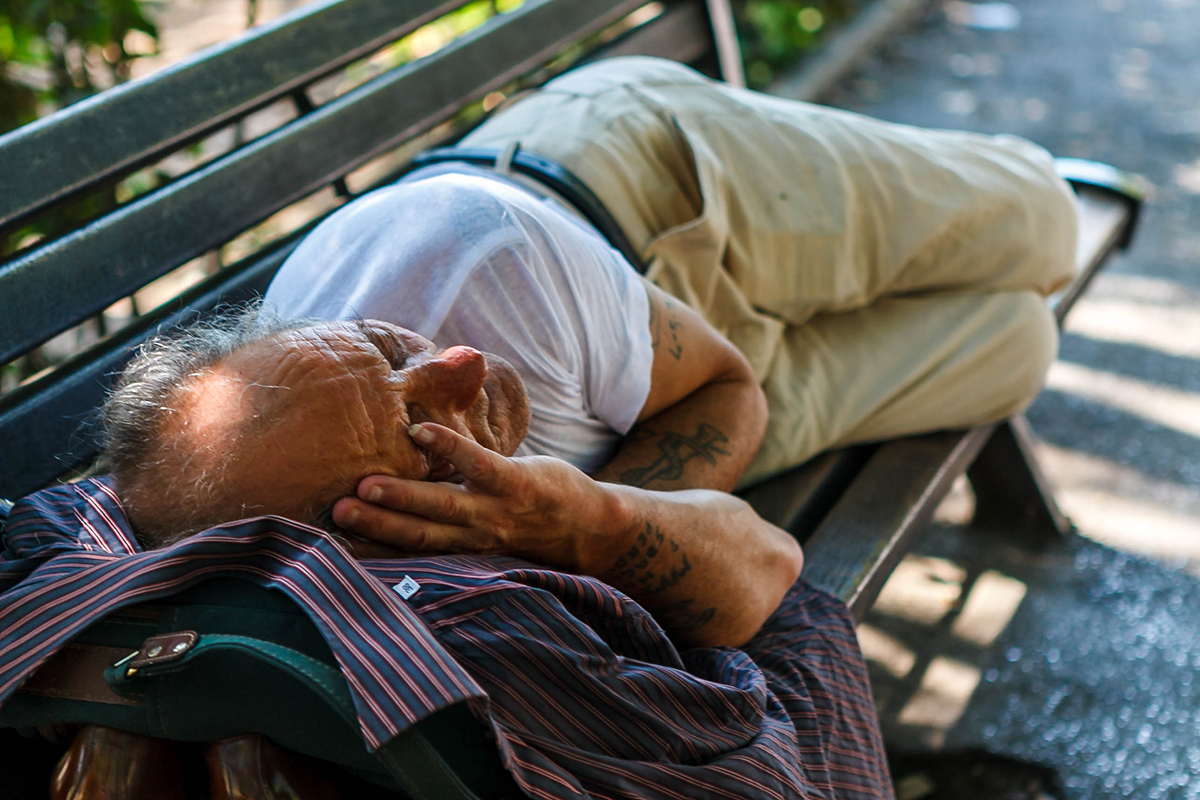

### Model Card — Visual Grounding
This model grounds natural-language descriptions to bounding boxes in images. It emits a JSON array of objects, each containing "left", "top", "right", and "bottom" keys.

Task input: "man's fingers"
[
  {"left": 356, "top": 475, "right": 473, "bottom": 525},
  {"left": 409, "top": 423, "right": 508, "bottom": 491},
  {"left": 332, "top": 496, "right": 483, "bottom": 554}
]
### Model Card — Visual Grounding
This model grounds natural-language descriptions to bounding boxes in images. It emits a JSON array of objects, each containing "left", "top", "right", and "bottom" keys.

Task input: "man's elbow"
[
  {"left": 720, "top": 347, "right": 770, "bottom": 477},
  {"left": 751, "top": 532, "right": 804, "bottom": 641},
  {"left": 782, "top": 530, "right": 804, "bottom": 587},
  {"left": 710, "top": 531, "right": 804, "bottom": 649},
  {"left": 727, "top": 347, "right": 769, "bottom": 438}
]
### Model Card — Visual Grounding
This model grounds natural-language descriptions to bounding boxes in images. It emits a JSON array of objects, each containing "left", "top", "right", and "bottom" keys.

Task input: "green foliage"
[
  {"left": 370, "top": 0, "right": 523, "bottom": 73},
  {"left": 0, "top": 0, "right": 160, "bottom": 263},
  {"left": 0, "top": 0, "right": 159, "bottom": 134},
  {"left": 734, "top": 0, "right": 865, "bottom": 88},
  {"left": 0, "top": 62, "right": 38, "bottom": 128}
]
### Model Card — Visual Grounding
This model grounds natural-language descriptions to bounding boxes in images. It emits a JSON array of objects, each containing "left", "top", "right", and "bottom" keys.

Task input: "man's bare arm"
[
  {"left": 334, "top": 423, "right": 801, "bottom": 648},
  {"left": 576, "top": 282, "right": 801, "bottom": 643},
  {"left": 336, "top": 284, "right": 802, "bottom": 648},
  {"left": 590, "top": 484, "right": 801, "bottom": 646},
  {"left": 590, "top": 282, "right": 767, "bottom": 492}
]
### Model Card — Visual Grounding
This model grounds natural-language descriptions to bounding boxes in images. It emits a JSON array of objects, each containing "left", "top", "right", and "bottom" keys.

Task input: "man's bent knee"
[
  {"left": 994, "top": 135, "right": 1080, "bottom": 297},
  {"left": 987, "top": 291, "right": 1060, "bottom": 418}
]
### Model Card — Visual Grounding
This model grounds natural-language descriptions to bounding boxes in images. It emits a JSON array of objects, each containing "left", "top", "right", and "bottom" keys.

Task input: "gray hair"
[{"left": 100, "top": 302, "right": 312, "bottom": 546}]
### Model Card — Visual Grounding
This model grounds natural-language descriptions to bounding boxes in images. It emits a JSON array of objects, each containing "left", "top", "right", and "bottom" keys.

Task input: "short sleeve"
[{"left": 428, "top": 189, "right": 655, "bottom": 469}]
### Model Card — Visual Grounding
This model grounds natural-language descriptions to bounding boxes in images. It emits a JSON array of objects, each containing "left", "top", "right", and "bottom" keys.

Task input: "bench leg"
[{"left": 967, "top": 416, "right": 1073, "bottom": 537}]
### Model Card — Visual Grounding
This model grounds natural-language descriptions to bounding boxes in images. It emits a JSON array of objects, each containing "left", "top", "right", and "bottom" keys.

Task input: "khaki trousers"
[{"left": 462, "top": 57, "right": 1079, "bottom": 485}]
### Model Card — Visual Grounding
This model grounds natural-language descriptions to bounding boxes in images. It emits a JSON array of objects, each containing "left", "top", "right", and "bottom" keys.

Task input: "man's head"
[{"left": 103, "top": 307, "right": 530, "bottom": 546}]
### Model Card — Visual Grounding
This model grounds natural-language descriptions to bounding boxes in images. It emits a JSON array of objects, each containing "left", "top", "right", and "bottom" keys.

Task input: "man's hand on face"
[
  {"left": 333, "top": 424, "right": 803, "bottom": 650},
  {"left": 332, "top": 423, "right": 623, "bottom": 572}
]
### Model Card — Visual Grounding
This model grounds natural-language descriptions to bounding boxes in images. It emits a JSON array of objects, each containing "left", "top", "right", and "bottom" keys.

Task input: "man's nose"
[{"left": 407, "top": 346, "right": 487, "bottom": 413}]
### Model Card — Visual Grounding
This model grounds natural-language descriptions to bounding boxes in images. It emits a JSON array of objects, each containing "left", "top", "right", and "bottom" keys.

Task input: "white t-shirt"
[{"left": 263, "top": 164, "right": 654, "bottom": 473}]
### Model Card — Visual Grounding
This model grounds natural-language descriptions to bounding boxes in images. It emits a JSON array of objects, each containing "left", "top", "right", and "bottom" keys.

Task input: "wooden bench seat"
[
  {"left": 0, "top": 0, "right": 1146, "bottom": 635},
  {"left": 0, "top": 0, "right": 1146, "bottom": 793}
]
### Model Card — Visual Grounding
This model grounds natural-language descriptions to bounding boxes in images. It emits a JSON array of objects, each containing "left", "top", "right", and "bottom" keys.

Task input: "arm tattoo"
[
  {"left": 600, "top": 523, "right": 692, "bottom": 595},
  {"left": 649, "top": 293, "right": 684, "bottom": 360},
  {"left": 619, "top": 423, "right": 731, "bottom": 488},
  {"left": 600, "top": 523, "right": 717, "bottom": 633}
]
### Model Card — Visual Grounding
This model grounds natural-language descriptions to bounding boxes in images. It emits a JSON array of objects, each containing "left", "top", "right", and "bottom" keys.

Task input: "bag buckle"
[{"left": 117, "top": 631, "right": 198, "bottom": 677}]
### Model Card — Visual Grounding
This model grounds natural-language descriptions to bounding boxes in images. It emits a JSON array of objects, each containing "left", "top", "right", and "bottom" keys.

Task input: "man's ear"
[{"left": 481, "top": 353, "right": 531, "bottom": 456}]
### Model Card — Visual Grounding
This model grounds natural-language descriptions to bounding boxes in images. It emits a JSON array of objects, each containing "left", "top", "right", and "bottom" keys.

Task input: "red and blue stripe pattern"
[{"left": 1, "top": 478, "right": 892, "bottom": 799}]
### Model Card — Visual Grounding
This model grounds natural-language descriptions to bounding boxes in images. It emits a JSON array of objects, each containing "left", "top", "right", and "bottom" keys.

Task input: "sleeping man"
[
  {"left": 108, "top": 48, "right": 1079, "bottom": 645},
  {"left": 14, "top": 55, "right": 1077, "bottom": 800},
  {"left": 107, "top": 310, "right": 803, "bottom": 648},
  {"left": 244, "top": 55, "right": 1078, "bottom": 577}
]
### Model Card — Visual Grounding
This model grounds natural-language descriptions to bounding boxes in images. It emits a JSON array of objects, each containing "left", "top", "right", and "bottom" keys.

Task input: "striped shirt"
[{"left": 1, "top": 477, "right": 892, "bottom": 799}]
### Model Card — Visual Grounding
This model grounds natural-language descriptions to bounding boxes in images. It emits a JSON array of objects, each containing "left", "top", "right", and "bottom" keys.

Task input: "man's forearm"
[
  {"left": 595, "top": 279, "right": 769, "bottom": 493},
  {"left": 578, "top": 483, "right": 803, "bottom": 648},
  {"left": 580, "top": 349, "right": 799, "bottom": 646}
]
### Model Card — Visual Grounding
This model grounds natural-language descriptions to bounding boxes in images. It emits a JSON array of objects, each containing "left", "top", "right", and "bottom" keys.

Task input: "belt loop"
[{"left": 494, "top": 141, "right": 520, "bottom": 176}]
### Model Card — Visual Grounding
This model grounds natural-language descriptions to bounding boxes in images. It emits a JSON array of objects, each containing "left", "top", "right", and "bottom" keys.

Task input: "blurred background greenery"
[
  {"left": 735, "top": 0, "right": 867, "bottom": 88},
  {"left": 0, "top": 0, "right": 159, "bottom": 133},
  {"left": 0, "top": 0, "right": 865, "bottom": 137}
]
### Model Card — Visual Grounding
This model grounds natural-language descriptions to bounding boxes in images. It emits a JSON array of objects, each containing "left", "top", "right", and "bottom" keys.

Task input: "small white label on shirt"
[{"left": 394, "top": 576, "right": 420, "bottom": 600}]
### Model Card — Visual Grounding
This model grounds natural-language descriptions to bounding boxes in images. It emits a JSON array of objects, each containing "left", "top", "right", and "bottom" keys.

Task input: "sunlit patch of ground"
[{"left": 1037, "top": 270, "right": 1200, "bottom": 575}]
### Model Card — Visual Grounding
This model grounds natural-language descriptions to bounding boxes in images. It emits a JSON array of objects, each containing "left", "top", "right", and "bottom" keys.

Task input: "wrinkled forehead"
[
  {"left": 174, "top": 322, "right": 370, "bottom": 433},
  {"left": 227, "top": 325, "right": 348, "bottom": 382},
  {"left": 257, "top": 319, "right": 433, "bottom": 364},
  {"left": 221, "top": 318, "right": 424, "bottom": 377},
  {"left": 253, "top": 320, "right": 378, "bottom": 357},
  {"left": 172, "top": 317, "right": 436, "bottom": 451}
]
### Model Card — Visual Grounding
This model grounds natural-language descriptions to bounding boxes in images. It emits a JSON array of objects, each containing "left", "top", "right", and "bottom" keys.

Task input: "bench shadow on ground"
[
  {"left": 1058, "top": 334, "right": 1200, "bottom": 396},
  {"left": 864, "top": 511, "right": 1200, "bottom": 800},
  {"left": 1028, "top": 390, "right": 1200, "bottom": 488}
]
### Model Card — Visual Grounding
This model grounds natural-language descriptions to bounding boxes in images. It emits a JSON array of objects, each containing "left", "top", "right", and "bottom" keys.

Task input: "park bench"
[{"left": 0, "top": 0, "right": 1145, "bottom": 796}]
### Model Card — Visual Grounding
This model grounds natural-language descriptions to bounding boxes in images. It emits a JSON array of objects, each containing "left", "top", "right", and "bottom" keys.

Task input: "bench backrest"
[{"left": 0, "top": 0, "right": 735, "bottom": 500}]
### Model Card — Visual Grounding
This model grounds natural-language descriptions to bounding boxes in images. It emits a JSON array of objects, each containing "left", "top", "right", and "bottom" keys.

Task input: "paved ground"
[{"left": 800, "top": 1, "right": 1200, "bottom": 796}]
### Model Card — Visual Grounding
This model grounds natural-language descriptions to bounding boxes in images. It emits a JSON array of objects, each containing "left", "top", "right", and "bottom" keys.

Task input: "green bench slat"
[
  {"left": 801, "top": 426, "right": 995, "bottom": 620},
  {"left": 0, "top": 0, "right": 648, "bottom": 365},
  {"left": 0, "top": 245, "right": 293, "bottom": 500},
  {"left": 0, "top": 0, "right": 458, "bottom": 230},
  {"left": 594, "top": 0, "right": 712, "bottom": 64},
  {"left": 738, "top": 447, "right": 873, "bottom": 538}
]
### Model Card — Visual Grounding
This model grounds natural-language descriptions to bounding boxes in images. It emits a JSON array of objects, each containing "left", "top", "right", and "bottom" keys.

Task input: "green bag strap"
[{"left": 108, "top": 633, "right": 490, "bottom": 800}]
